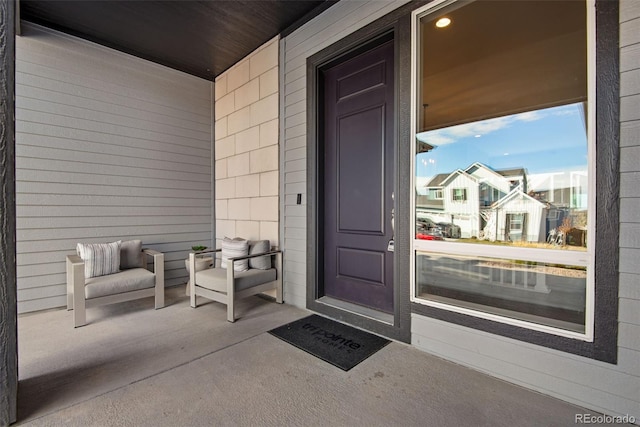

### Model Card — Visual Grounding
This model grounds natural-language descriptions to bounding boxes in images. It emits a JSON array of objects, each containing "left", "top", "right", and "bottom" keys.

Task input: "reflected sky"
[{"left": 416, "top": 103, "right": 588, "bottom": 185}]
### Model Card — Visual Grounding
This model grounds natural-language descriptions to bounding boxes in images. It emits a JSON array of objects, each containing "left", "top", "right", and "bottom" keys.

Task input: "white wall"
[
  {"left": 16, "top": 24, "right": 213, "bottom": 313},
  {"left": 413, "top": 0, "right": 640, "bottom": 419},
  {"left": 214, "top": 37, "right": 280, "bottom": 250}
]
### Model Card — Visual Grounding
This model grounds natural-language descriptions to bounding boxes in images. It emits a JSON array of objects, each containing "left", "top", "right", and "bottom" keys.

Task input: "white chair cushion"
[
  {"left": 195, "top": 268, "right": 276, "bottom": 293},
  {"left": 77, "top": 241, "right": 121, "bottom": 278},
  {"left": 248, "top": 240, "right": 271, "bottom": 270},
  {"left": 120, "top": 239, "right": 143, "bottom": 269},
  {"left": 221, "top": 237, "right": 249, "bottom": 272},
  {"left": 85, "top": 268, "right": 155, "bottom": 299}
]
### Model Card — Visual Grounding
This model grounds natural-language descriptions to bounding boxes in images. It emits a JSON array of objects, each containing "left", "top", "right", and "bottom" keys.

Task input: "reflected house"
[
  {"left": 528, "top": 171, "right": 588, "bottom": 211},
  {"left": 482, "top": 188, "right": 547, "bottom": 242},
  {"left": 528, "top": 171, "right": 589, "bottom": 245},
  {"left": 418, "top": 162, "right": 548, "bottom": 242},
  {"left": 417, "top": 172, "right": 448, "bottom": 210}
]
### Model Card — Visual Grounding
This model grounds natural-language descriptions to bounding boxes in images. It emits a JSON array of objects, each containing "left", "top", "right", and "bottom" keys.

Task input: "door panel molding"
[
  {"left": 336, "top": 60, "right": 386, "bottom": 101},
  {"left": 336, "top": 247, "right": 386, "bottom": 286},
  {"left": 336, "top": 104, "right": 386, "bottom": 235}
]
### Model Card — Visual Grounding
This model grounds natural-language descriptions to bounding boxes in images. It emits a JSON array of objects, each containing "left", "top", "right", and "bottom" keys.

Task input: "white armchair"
[
  {"left": 189, "top": 239, "right": 282, "bottom": 322},
  {"left": 67, "top": 240, "right": 164, "bottom": 327}
]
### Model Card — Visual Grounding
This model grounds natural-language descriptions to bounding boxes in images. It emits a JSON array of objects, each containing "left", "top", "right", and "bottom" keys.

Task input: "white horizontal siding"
[
  {"left": 16, "top": 24, "right": 213, "bottom": 313},
  {"left": 280, "top": 0, "right": 412, "bottom": 308},
  {"left": 414, "top": 0, "right": 640, "bottom": 419},
  {"left": 412, "top": 315, "right": 639, "bottom": 418},
  {"left": 618, "top": 10, "right": 640, "bottom": 418}
]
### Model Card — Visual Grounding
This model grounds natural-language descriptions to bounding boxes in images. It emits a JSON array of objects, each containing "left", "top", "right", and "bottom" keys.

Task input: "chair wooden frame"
[
  {"left": 189, "top": 248, "right": 283, "bottom": 322},
  {"left": 66, "top": 248, "right": 165, "bottom": 327}
]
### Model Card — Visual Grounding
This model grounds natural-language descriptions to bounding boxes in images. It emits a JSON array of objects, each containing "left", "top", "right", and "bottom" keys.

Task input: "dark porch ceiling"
[{"left": 19, "top": 0, "right": 338, "bottom": 81}]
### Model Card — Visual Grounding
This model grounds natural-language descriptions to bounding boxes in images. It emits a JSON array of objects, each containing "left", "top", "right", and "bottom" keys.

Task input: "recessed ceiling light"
[{"left": 435, "top": 17, "right": 451, "bottom": 28}]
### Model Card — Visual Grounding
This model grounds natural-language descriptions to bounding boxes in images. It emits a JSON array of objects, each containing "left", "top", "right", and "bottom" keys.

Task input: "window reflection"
[
  {"left": 416, "top": 104, "right": 588, "bottom": 249},
  {"left": 416, "top": 252, "right": 586, "bottom": 333},
  {"left": 413, "top": 0, "right": 591, "bottom": 336}
]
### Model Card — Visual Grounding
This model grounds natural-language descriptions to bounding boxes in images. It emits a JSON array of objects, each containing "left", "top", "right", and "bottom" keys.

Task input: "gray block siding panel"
[
  {"left": 620, "top": 0, "right": 640, "bottom": 22},
  {"left": 621, "top": 172, "right": 640, "bottom": 197},
  {"left": 621, "top": 94, "right": 640, "bottom": 121},
  {"left": 621, "top": 120, "right": 640, "bottom": 147},
  {"left": 619, "top": 298, "right": 640, "bottom": 327},
  {"left": 620, "top": 248, "right": 640, "bottom": 275},
  {"left": 621, "top": 147, "right": 640, "bottom": 172},
  {"left": 621, "top": 69, "right": 640, "bottom": 96},
  {"left": 621, "top": 44, "right": 640, "bottom": 73},
  {"left": 619, "top": 273, "right": 640, "bottom": 300},
  {"left": 16, "top": 24, "right": 213, "bottom": 313},
  {"left": 620, "top": 197, "right": 640, "bottom": 223},
  {"left": 620, "top": 223, "right": 640, "bottom": 248},
  {"left": 621, "top": 17, "right": 640, "bottom": 47}
]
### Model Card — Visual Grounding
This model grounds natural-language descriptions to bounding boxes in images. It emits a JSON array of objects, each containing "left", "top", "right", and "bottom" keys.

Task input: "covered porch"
[
  {"left": 2, "top": 0, "right": 639, "bottom": 424},
  {"left": 16, "top": 286, "right": 598, "bottom": 426}
]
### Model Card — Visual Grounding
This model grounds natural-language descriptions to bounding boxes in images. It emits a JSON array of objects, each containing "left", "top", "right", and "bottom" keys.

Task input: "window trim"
[
  {"left": 430, "top": 188, "right": 443, "bottom": 200},
  {"left": 409, "top": 0, "right": 619, "bottom": 363},
  {"left": 451, "top": 188, "right": 467, "bottom": 202}
]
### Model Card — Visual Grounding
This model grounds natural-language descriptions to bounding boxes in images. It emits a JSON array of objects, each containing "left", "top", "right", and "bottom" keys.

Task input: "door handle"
[
  {"left": 391, "top": 191, "right": 395, "bottom": 235},
  {"left": 389, "top": 191, "right": 395, "bottom": 252}
]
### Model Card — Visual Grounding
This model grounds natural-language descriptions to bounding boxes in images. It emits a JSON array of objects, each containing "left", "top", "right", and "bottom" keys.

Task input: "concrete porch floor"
[{"left": 16, "top": 286, "right": 608, "bottom": 426}]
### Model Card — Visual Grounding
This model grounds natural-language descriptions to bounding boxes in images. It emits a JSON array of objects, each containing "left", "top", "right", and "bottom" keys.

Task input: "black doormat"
[{"left": 268, "top": 314, "right": 390, "bottom": 371}]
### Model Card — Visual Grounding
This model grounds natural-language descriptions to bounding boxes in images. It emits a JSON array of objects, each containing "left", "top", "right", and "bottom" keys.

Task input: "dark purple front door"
[{"left": 322, "top": 40, "right": 395, "bottom": 313}]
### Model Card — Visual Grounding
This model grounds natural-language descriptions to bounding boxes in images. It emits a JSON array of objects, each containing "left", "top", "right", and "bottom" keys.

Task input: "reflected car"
[
  {"left": 436, "top": 222, "right": 461, "bottom": 239},
  {"left": 416, "top": 228, "right": 444, "bottom": 241},
  {"left": 416, "top": 217, "right": 438, "bottom": 230},
  {"left": 416, "top": 218, "right": 444, "bottom": 240}
]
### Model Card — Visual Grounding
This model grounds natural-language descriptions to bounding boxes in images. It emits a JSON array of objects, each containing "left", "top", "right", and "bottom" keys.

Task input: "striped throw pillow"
[
  {"left": 221, "top": 237, "right": 249, "bottom": 272},
  {"left": 77, "top": 241, "right": 122, "bottom": 278}
]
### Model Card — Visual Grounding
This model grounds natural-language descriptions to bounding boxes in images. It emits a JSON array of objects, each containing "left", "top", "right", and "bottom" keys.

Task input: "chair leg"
[
  {"left": 73, "top": 307, "right": 86, "bottom": 327},
  {"left": 155, "top": 287, "right": 164, "bottom": 309},
  {"left": 276, "top": 280, "right": 283, "bottom": 304},
  {"left": 154, "top": 278, "right": 164, "bottom": 309},
  {"left": 153, "top": 252, "right": 165, "bottom": 309},
  {"left": 226, "top": 261, "right": 236, "bottom": 322},
  {"left": 189, "top": 253, "right": 197, "bottom": 308},
  {"left": 227, "top": 298, "right": 235, "bottom": 323},
  {"left": 67, "top": 270, "right": 73, "bottom": 310},
  {"left": 72, "top": 262, "right": 87, "bottom": 327},
  {"left": 66, "top": 259, "right": 74, "bottom": 310},
  {"left": 275, "top": 252, "right": 283, "bottom": 304},
  {"left": 190, "top": 291, "right": 197, "bottom": 308},
  {"left": 189, "top": 282, "right": 197, "bottom": 308},
  {"left": 73, "top": 291, "right": 86, "bottom": 328}
]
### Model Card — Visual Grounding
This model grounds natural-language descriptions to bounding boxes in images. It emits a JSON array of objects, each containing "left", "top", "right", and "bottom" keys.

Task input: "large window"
[{"left": 411, "top": 0, "right": 594, "bottom": 339}]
